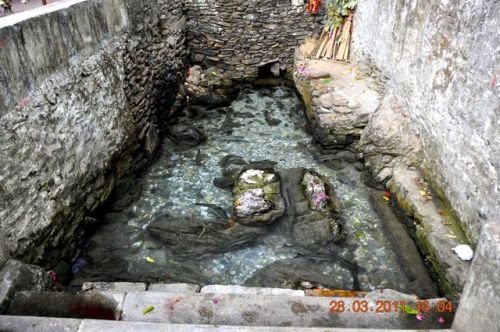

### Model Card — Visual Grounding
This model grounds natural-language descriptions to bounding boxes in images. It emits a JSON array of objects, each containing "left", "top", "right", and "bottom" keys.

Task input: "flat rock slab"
[
  {"left": 200, "top": 285, "right": 304, "bottom": 296},
  {"left": 388, "top": 166, "right": 471, "bottom": 298},
  {"left": 120, "top": 292, "right": 453, "bottom": 329},
  {"left": 148, "top": 283, "right": 200, "bottom": 293},
  {"left": 82, "top": 282, "right": 147, "bottom": 293}
]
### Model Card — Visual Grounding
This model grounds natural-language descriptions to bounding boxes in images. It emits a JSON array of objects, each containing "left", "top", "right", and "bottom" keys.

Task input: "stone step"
[
  {"left": 4, "top": 289, "right": 455, "bottom": 329},
  {"left": 81, "top": 282, "right": 304, "bottom": 296},
  {"left": 0, "top": 315, "right": 454, "bottom": 332},
  {"left": 119, "top": 292, "right": 453, "bottom": 329}
]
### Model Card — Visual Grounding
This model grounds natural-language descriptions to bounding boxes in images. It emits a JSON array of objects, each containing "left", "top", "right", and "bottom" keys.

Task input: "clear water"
[{"left": 75, "top": 86, "right": 428, "bottom": 293}]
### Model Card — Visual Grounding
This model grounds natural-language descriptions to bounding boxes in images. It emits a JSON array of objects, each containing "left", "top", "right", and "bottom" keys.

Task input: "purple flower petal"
[{"left": 438, "top": 317, "right": 445, "bottom": 324}]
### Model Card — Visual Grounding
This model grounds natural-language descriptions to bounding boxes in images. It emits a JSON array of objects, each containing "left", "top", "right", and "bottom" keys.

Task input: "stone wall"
[
  {"left": 185, "top": 0, "right": 324, "bottom": 81},
  {"left": 0, "top": 0, "right": 187, "bottom": 265},
  {"left": 352, "top": 0, "right": 500, "bottom": 244}
]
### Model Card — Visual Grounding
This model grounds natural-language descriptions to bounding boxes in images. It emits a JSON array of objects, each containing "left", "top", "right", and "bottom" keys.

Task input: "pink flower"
[
  {"left": 312, "top": 192, "right": 329, "bottom": 205},
  {"left": 438, "top": 317, "right": 445, "bottom": 324},
  {"left": 297, "top": 66, "right": 308, "bottom": 76},
  {"left": 17, "top": 96, "right": 31, "bottom": 109},
  {"left": 416, "top": 314, "right": 424, "bottom": 321},
  {"left": 212, "top": 298, "right": 220, "bottom": 304}
]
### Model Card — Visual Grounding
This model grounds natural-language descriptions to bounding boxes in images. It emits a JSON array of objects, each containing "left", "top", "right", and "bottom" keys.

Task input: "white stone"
[
  {"left": 240, "top": 169, "right": 265, "bottom": 184},
  {"left": 452, "top": 245, "right": 474, "bottom": 261}
]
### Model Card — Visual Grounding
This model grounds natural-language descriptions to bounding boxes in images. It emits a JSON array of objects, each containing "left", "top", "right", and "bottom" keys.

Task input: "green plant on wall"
[{"left": 325, "top": 0, "right": 357, "bottom": 28}]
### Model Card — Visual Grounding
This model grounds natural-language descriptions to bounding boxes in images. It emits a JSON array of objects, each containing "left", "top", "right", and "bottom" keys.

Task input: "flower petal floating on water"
[
  {"left": 438, "top": 317, "right": 445, "bottom": 324},
  {"left": 416, "top": 314, "right": 424, "bottom": 321},
  {"left": 146, "top": 256, "right": 155, "bottom": 263}
]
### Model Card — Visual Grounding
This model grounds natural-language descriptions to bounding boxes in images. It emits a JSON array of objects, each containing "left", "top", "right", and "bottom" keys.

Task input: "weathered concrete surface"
[
  {"left": 0, "top": 315, "right": 81, "bottom": 332},
  {"left": 0, "top": 0, "right": 186, "bottom": 264},
  {"left": 200, "top": 285, "right": 304, "bottom": 296},
  {"left": 148, "top": 283, "right": 201, "bottom": 293},
  {"left": 453, "top": 222, "right": 500, "bottom": 332},
  {"left": 185, "top": 0, "right": 324, "bottom": 81},
  {"left": 7, "top": 290, "right": 124, "bottom": 320},
  {"left": 388, "top": 166, "right": 471, "bottom": 298},
  {"left": 120, "top": 292, "right": 453, "bottom": 329},
  {"left": 0, "top": 316, "right": 455, "bottom": 332},
  {"left": 353, "top": 0, "right": 500, "bottom": 244},
  {"left": 358, "top": 93, "right": 423, "bottom": 183}
]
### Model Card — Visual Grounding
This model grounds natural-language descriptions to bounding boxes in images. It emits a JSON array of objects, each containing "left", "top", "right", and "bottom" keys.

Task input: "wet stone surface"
[{"left": 73, "top": 87, "right": 437, "bottom": 297}]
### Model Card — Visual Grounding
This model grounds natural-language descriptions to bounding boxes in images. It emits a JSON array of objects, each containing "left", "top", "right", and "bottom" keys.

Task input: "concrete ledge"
[
  {"left": 148, "top": 283, "right": 200, "bottom": 293},
  {"left": 120, "top": 292, "right": 454, "bottom": 329},
  {"left": 0, "top": 315, "right": 81, "bottom": 332},
  {"left": 0, "top": 316, "right": 455, "bottom": 332},
  {"left": 452, "top": 222, "right": 500, "bottom": 332},
  {"left": 200, "top": 285, "right": 304, "bottom": 296},
  {"left": 388, "top": 166, "right": 471, "bottom": 298}
]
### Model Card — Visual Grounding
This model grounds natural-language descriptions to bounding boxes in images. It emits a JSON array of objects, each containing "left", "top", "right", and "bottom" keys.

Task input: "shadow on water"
[{"left": 70, "top": 86, "right": 439, "bottom": 299}]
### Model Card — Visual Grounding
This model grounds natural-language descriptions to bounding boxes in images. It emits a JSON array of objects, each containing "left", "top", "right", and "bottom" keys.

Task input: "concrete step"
[
  {"left": 4, "top": 285, "right": 455, "bottom": 330},
  {"left": 119, "top": 292, "right": 453, "bottom": 329},
  {"left": 0, "top": 315, "right": 455, "bottom": 332}
]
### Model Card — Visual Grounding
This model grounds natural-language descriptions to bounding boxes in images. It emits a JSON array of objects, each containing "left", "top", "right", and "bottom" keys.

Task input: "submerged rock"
[
  {"left": 167, "top": 124, "right": 207, "bottom": 147},
  {"left": 147, "top": 215, "right": 268, "bottom": 259},
  {"left": 232, "top": 168, "right": 285, "bottom": 226},
  {"left": 278, "top": 168, "right": 343, "bottom": 246}
]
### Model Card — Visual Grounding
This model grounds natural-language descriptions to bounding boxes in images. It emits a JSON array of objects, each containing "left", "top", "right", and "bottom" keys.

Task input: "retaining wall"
[
  {"left": 0, "top": 0, "right": 187, "bottom": 264},
  {"left": 352, "top": 0, "right": 500, "bottom": 244}
]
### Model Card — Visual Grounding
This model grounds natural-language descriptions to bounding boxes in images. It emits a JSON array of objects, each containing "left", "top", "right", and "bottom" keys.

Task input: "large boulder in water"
[
  {"left": 279, "top": 168, "right": 343, "bottom": 246},
  {"left": 232, "top": 168, "right": 285, "bottom": 226}
]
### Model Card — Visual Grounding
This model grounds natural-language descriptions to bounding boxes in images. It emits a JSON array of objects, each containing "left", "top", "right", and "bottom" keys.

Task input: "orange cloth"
[{"left": 308, "top": 0, "right": 321, "bottom": 14}]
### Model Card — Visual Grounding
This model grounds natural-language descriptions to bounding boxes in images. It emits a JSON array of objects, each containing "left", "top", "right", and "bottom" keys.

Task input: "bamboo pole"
[
  {"left": 335, "top": 13, "right": 353, "bottom": 61},
  {"left": 327, "top": 27, "right": 338, "bottom": 59}
]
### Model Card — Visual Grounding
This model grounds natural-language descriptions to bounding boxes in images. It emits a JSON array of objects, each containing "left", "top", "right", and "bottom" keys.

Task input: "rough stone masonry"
[
  {"left": 0, "top": 0, "right": 187, "bottom": 265},
  {"left": 0, "top": 0, "right": 322, "bottom": 266}
]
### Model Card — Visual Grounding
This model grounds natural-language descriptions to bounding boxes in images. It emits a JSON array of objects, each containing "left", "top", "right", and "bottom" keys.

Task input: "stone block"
[
  {"left": 148, "top": 283, "right": 200, "bottom": 293},
  {"left": 200, "top": 285, "right": 304, "bottom": 296},
  {"left": 0, "top": 315, "right": 81, "bottom": 332},
  {"left": 82, "top": 282, "right": 147, "bottom": 293}
]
